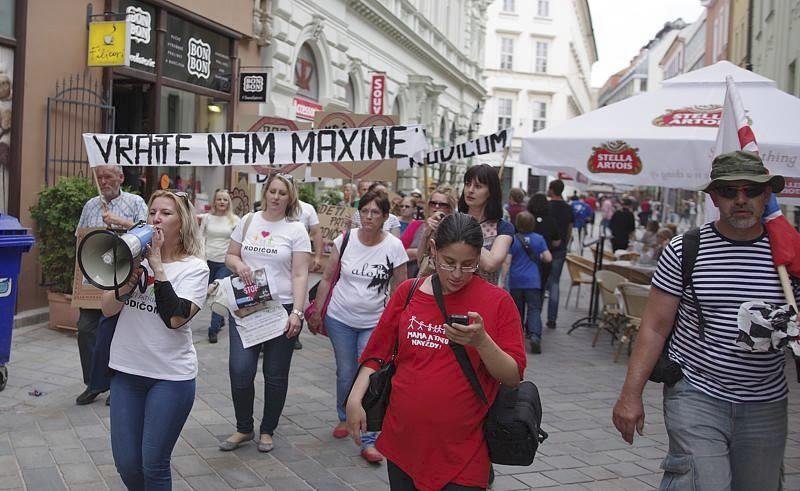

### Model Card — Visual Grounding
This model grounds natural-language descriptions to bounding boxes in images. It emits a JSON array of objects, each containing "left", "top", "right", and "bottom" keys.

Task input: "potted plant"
[{"left": 29, "top": 176, "right": 98, "bottom": 330}]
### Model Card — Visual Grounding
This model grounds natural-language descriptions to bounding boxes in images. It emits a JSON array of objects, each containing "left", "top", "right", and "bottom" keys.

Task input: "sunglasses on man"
[
  {"left": 714, "top": 184, "right": 766, "bottom": 200},
  {"left": 428, "top": 200, "right": 452, "bottom": 210}
]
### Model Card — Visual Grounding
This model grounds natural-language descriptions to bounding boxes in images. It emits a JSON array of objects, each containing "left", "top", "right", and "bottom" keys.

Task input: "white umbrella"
[{"left": 520, "top": 61, "right": 800, "bottom": 193}]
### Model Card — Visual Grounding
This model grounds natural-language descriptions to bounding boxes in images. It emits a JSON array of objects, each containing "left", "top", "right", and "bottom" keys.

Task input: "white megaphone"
[{"left": 77, "top": 221, "right": 155, "bottom": 290}]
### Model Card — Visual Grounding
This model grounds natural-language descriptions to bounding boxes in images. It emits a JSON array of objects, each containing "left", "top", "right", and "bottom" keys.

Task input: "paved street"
[{"left": 2, "top": 275, "right": 800, "bottom": 490}]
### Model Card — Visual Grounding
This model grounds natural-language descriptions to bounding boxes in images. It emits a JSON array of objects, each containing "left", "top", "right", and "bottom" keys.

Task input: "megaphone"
[{"left": 78, "top": 222, "right": 154, "bottom": 290}]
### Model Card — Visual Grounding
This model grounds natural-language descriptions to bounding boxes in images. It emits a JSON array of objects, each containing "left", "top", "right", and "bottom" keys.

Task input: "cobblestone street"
[{"left": 2, "top": 276, "right": 799, "bottom": 490}]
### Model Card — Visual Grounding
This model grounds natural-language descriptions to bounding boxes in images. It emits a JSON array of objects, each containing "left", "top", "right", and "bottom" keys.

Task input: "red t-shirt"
[{"left": 360, "top": 277, "right": 526, "bottom": 491}]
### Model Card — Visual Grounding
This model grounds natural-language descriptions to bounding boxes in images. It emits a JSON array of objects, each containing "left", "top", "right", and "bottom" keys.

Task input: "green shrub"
[{"left": 297, "top": 184, "right": 318, "bottom": 209}]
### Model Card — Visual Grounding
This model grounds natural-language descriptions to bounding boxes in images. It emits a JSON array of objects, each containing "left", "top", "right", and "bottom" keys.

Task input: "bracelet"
[{"left": 291, "top": 309, "right": 304, "bottom": 320}]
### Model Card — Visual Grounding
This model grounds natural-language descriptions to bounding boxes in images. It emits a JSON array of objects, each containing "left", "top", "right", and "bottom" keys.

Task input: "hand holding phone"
[{"left": 448, "top": 314, "right": 469, "bottom": 326}]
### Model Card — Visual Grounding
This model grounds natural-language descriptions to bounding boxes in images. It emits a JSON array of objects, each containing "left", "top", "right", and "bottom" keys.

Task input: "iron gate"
[{"left": 45, "top": 73, "right": 114, "bottom": 185}]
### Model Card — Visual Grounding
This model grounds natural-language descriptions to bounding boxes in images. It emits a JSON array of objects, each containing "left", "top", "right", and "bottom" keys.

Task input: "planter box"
[{"left": 47, "top": 292, "right": 79, "bottom": 332}]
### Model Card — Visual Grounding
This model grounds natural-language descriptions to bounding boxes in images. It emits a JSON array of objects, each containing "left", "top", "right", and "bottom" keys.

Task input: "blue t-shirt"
[
  {"left": 571, "top": 200, "right": 593, "bottom": 229},
  {"left": 508, "top": 232, "right": 548, "bottom": 290}
]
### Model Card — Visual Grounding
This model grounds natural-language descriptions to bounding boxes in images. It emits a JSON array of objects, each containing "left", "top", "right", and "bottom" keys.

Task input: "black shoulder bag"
[
  {"left": 356, "top": 276, "right": 422, "bottom": 432},
  {"left": 431, "top": 275, "right": 548, "bottom": 466},
  {"left": 647, "top": 228, "right": 706, "bottom": 386}
]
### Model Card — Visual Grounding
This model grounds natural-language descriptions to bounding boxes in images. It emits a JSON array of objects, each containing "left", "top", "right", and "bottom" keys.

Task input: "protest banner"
[
  {"left": 316, "top": 203, "right": 351, "bottom": 254},
  {"left": 239, "top": 116, "right": 311, "bottom": 182},
  {"left": 82, "top": 123, "right": 427, "bottom": 168},
  {"left": 71, "top": 227, "right": 105, "bottom": 309},
  {"left": 399, "top": 128, "right": 513, "bottom": 169},
  {"left": 310, "top": 111, "right": 398, "bottom": 182}
]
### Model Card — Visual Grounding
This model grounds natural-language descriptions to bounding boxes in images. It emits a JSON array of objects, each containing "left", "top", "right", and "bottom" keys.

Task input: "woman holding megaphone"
[{"left": 100, "top": 190, "right": 210, "bottom": 490}]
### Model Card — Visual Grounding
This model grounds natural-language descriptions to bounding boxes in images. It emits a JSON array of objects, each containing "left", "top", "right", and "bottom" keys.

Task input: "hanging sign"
[
  {"left": 87, "top": 20, "right": 131, "bottom": 67},
  {"left": 119, "top": 0, "right": 156, "bottom": 72},
  {"left": 239, "top": 72, "right": 268, "bottom": 102},
  {"left": 370, "top": 73, "right": 385, "bottom": 115},
  {"left": 400, "top": 128, "right": 514, "bottom": 169},
  {"left": 162, "top": 13, "right": 232, "bottom": 92}
]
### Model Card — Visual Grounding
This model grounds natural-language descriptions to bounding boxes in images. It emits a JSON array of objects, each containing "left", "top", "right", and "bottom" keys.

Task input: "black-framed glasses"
[
  {"left": 715, "top": 185, "right": 766, "bottom": 199},
  {"left": 428, "top": 200, "right": 452, "bottom": 209}
]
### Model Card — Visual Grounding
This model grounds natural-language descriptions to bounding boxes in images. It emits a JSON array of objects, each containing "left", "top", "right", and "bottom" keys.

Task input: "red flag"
[{"left": 717, "top": 76, "right": 800, "bottom": 277}]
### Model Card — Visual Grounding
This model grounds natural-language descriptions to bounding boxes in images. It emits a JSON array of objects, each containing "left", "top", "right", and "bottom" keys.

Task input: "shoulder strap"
[
  {"left": 516, "top": 233, "right": 538, "bottom": 262},
  {"left": 431, "top": 275, "right": 489, "bottom": 405},
  {"left": 681, "top": 228, "right": 706, "bottom": 341},
  {"left": 241, "top": 213, "right": 254, "bottom": 237},
  {"left": 339, "top": 229, "right": 351, "bottom": 257}
]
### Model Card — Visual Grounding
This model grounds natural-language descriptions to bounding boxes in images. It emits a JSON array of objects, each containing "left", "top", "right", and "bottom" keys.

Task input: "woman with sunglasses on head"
[
  {"left": 346, "top": 213, "right": 526, "bottom": 490},
  {"left": 458, "top": 164, "right": 515, "bottom": 285},
  {"left": 201, "top": 189, "right": 241, "bottom": 344},
  {"left": 308, "top": 189, "right": 408, "bottom": 463},
  {"left": 401, "top": 185, "right": 457, "bottom": 277},
  {"left": 101, "top": 190, "right": 210, "bottom": 490},
  {"left": 220, "top": 174, "right": 311, "bottom": 453}
]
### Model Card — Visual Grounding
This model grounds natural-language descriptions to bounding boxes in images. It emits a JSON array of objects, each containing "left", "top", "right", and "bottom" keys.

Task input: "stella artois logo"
[
  {"left": 587, "top": 141, "right": 643, "bottom": 175},
  {"left": 652, "top": 105, "right": 725, "bottom": 127}
]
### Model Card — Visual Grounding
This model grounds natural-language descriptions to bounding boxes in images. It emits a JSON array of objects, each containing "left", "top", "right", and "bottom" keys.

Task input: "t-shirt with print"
[
  {"left": 326, "top": 229, "right": 408, "bottom": 329},
  {"left": 230, "top": 214, "right": 311, "bottom": 304},
  {"left": 110, "top": 256, "right": 209, "bottom": 381},
  {"left": 360, "top": 277, "right": 526, "bottom": 491},
  {"left": 202, "top": 214, "right": 240, "bottom": 262},
  {"left": 509, "top": 232, "right": 548, "bottom": 290},
  {"left": 478, "top": 218, "right": 514, "bottom": 284}
]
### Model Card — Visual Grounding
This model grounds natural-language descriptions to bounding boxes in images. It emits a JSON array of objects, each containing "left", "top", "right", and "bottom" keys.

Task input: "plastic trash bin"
[{"left": 0, "top": 214, "right": 35, "bottom": 391}]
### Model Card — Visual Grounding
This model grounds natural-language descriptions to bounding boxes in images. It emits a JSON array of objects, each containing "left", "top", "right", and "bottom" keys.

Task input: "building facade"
[
  {"left": 750, "top": 0, "right": 800, "bottom": 97},
  {"left": 478, "top": 0, "right": 597, "bottom": 194},
  {"left": 703, "top": 0, "right": 731, "bottom": 66},
  {"left": 660, "top": 12, "right": 706, "bottom": 80}
]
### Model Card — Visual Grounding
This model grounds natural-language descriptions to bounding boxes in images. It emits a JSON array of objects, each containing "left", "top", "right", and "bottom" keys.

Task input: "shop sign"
[
  {"left": 87, "top": 20, "right": 130, "bottom": 67},
  {"left": 163, "top": 13, "right": 232, "bottom": 92},
  {"left": 239, "top": 72, "right": 268, "bottom": 102},
  {"left": 587, "top": 140, "right": 643, "bottom": 175},
  {"left": 370, "top": 73, "right": 385, "bottom": 115},
  {"left": 293, "top": 97, "right": 322, "bottom": 120},
  {"left": 119, "top": 0, "right": 156, "bottom": 72}
]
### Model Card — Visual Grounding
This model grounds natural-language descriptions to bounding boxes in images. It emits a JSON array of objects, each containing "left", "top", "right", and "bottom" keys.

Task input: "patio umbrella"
[{"left": 519, "top": 61, "right": 800, "bottom": 197}]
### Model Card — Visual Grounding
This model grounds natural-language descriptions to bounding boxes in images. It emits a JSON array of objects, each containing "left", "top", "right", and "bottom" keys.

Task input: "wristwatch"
[{"left": 291, "top": 308, "right": 305, "bottom": 320}]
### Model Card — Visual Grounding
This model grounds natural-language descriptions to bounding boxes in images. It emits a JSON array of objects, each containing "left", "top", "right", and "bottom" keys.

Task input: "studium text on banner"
[
  {"left": 83, "top": 125, "right": 428, "bottom": 166},
  {"left": 399, "top": 128, "right": 513, "bottom": 169}
]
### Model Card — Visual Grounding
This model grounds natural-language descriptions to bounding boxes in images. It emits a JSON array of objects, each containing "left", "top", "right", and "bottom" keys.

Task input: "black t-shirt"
[
  {"left": 609, "top": 208, "right": 636, "bottom": 240},
  {"left": 548, "top": 200, "right": 573, "bottom": 252},
  {"left": 533, "top": 215, "right": 560, "bottom": 249}
]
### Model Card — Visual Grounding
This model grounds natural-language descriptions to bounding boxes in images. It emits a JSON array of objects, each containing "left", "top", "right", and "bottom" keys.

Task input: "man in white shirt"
[{"left": 299, "top": 200, "right": 323, "bottom": 273}]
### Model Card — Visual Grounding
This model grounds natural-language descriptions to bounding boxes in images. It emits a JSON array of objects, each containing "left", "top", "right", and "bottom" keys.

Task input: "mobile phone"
[{"left": 448, "top": 314, "right": 469, "bottom": 326}]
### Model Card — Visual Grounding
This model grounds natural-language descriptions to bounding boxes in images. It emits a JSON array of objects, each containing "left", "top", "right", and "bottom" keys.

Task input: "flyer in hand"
[{"left": 230, "top": 268, "right": 272, "bottom": 309}]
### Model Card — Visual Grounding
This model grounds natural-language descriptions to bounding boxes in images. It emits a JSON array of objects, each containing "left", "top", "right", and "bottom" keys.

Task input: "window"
[
  {"left": 502, "top": 0, "right": 515, "bottom": 13},
  {"left": 535, "top": 41, "right": 548, "bottom": 73},
  {"left": 500, "top": 37, "right": 514, "bottom": 70},
  {"left": 537, "top": 0, "right": 549, "bottom": 17},
  {"left": 294, "top": 43, "right": 319, "bottom": 100},
  {"left": 497, "top": 98, "right": 512, "bottom": 130},
  {"left": 532, "top": 101, "right": 547, "bottom": 132}
]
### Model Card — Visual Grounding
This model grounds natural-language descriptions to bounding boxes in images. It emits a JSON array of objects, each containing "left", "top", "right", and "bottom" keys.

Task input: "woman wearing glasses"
[
  {"left": 201, "top": 189, "right": 240, "bottom": 343},
  {"left": 220, "top": 174, "right": 311, "bottom": 453},
  {"left": 308, "top": 189, "right": 408, "bottom": 463},
  {"left": 101, "top": 190, "right": 209, "bottom": 490},
  {"left": 458, "top": 164, "right": 515, "bottom": 285},
  {"left": 346, "top": 213, "right": 526, "bottom": 490},
  {"left": 401, "top": 185, "right": 457, "bottom": 277}
]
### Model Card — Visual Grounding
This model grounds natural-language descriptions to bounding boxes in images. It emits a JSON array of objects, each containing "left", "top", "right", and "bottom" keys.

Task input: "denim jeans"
[
  {"left": 207, "top": 261, "right": 232, "bottom": 336},
  {"left": 510, "top": 288, "right": 543, "bottom": 342},
  {"left": 546, "top": 250, "right": 567, "bottom": 324},
  {"left": 88, "top": 314, "right": 118, "bottom": 392},
  {"left": 110, "top": 372, "right": 195, "bottom": 491},
  {"left": 661, "top": 378, "right": 786, "bottom": 490},
  {"left": 324, "top": 314, "right": 377, "bottom": 449},
  {"left": 229, "top": 304, "right": 297, "bottom": 435}
]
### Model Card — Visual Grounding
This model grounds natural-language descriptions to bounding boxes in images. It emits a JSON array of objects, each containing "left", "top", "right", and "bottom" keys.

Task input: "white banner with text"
[{"left": 399, "top": 128, "right": 513, "bottom": 169}]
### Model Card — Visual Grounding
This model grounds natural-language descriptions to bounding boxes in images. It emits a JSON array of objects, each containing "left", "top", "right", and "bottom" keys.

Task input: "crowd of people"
[{"left": 70, "top": 151, "right": 796, "bottom": 490}]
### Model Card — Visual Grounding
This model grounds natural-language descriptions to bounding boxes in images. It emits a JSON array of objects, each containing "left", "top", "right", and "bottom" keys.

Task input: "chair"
[
  {"left": 614, "top": 282, "right": 651, "bottom": 362},
  {"left": 604, "top": 263, "right": 653, "bottom": 285},
  {"left": 617, "top": 251, "right": 641, "bottom": 262},
  {"left": 592, "top": 270, "right": 628, "bottom": 347},
  {"left": 565, "top": 254, "right": 594, "bottom": 309},
  {"left": 591, "top": 243, "right": 616, "bottom": 263}
]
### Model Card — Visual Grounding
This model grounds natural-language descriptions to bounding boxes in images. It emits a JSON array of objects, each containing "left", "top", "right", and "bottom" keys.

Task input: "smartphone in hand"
[{"left": 448, "top": 314, "right": 469, "bottom": 326}]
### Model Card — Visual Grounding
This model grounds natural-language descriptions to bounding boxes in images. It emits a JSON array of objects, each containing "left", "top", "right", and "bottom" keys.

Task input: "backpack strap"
[
  {"left": 431, "top": 274, "right": 489, "bottom": 405},
  {"left": 681, "top": 228, "right": 706, "bottom": 341},
  {"left": 515, "top": 233, "right": 539, "bottom": 263}
]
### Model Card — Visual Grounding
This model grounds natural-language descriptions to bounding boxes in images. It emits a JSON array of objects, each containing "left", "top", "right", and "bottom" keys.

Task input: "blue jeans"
[
  {"left": 546, "top": 250, "right": 567, "bottom": 323},
  {"left": 661, "top": 378, "right": 786, "bottom": 490},
  {"left": 88, "top": 314, "right": 118, "bottom": 392},
  {"left": 110, "top": 372, "right": 195, "bottom": 491},
  {"left": 228, "top": 304, "right": 297, "bottom": 435},
  {"left": 207, "top": 261, "right": 232, "bottom": 336},
  {"left": 324, "top": 314, "right": 377, "bottom": 449},
  {"left": 510, "top": 288, "right": 543, "bottom": 342}
]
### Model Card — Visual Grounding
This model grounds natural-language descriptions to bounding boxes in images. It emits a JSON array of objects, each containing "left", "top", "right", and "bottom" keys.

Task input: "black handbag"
[
  {"left": 353, "top": 277, "right": 422, "bottom": 432},
  {"left": 430, "top": 275, "right": 548, "bottom": 465}
]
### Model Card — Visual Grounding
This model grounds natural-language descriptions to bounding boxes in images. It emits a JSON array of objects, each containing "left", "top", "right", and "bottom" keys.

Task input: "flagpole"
[{"left": 497, "top": 146, "right": 510, "bottom": 179}]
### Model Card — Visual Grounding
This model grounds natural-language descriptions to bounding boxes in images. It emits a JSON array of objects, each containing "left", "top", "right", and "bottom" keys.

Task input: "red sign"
[
  {"left": 587, "top": 141, "right": 643, "bottom": 175},
  {"left": 557, "top": 172, "right": 573, "bottom": 181},
  {"left": 293, "top": 97, "right": 322, "bottom": 121},
  {"left": 780, "top": 177, "right": 800, "bottom": 198},
  {"left": 652, "top": 105, "right": 723, "bottom": 127},
  {"left": 370, "top": 73, "right": 385, "bottom": 115}
]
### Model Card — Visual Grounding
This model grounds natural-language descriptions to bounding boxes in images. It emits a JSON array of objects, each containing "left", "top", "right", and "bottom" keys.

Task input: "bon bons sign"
[{"left": 587, "top": 140, "right": 643, "bottom": 175}]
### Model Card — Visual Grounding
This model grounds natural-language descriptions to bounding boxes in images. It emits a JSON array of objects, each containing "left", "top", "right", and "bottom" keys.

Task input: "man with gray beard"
[{"left": 612, "top": 151, "right": 798, "bottom": 490}]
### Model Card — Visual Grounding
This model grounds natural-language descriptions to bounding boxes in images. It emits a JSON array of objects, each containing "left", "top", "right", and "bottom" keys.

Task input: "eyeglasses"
[
  {"left": 436, "top": 261, "right": 479, "bottom": 273},
  {"left": 428, "top": 200, "right": 452, "bottom": 209},
  {"left": 714, "top": 185, "right": 766, "bottom": 199}
]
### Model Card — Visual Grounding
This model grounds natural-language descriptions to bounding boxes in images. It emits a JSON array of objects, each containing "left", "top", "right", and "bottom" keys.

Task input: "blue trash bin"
[{"left": 0, "top": 214, "right": 35, "bottom": 391}]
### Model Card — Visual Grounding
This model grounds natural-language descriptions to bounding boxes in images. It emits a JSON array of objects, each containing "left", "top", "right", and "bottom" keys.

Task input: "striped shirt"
[
  {"left": 652, "top": 223, "right": 799, "bottom": 403},
  {"left": 75, "top": 191, "right": 148, "bottom": 235}
]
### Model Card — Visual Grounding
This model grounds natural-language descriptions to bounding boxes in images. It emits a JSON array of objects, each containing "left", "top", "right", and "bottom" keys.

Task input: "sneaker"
[
  {"left": 209, "top": 332, "right": 218, "bottom": 344},
  {"left": 529, "top": 340, "right": 542, "bottom": 354},
  {"left": 294, "top": 338, "right": 303, "bottom": 350},
  {"left": 75, "top": 388, "right": 104, "bottom": 406},
  {"left": 546, "top": 320, "right": 556, "bottom": 329}
]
